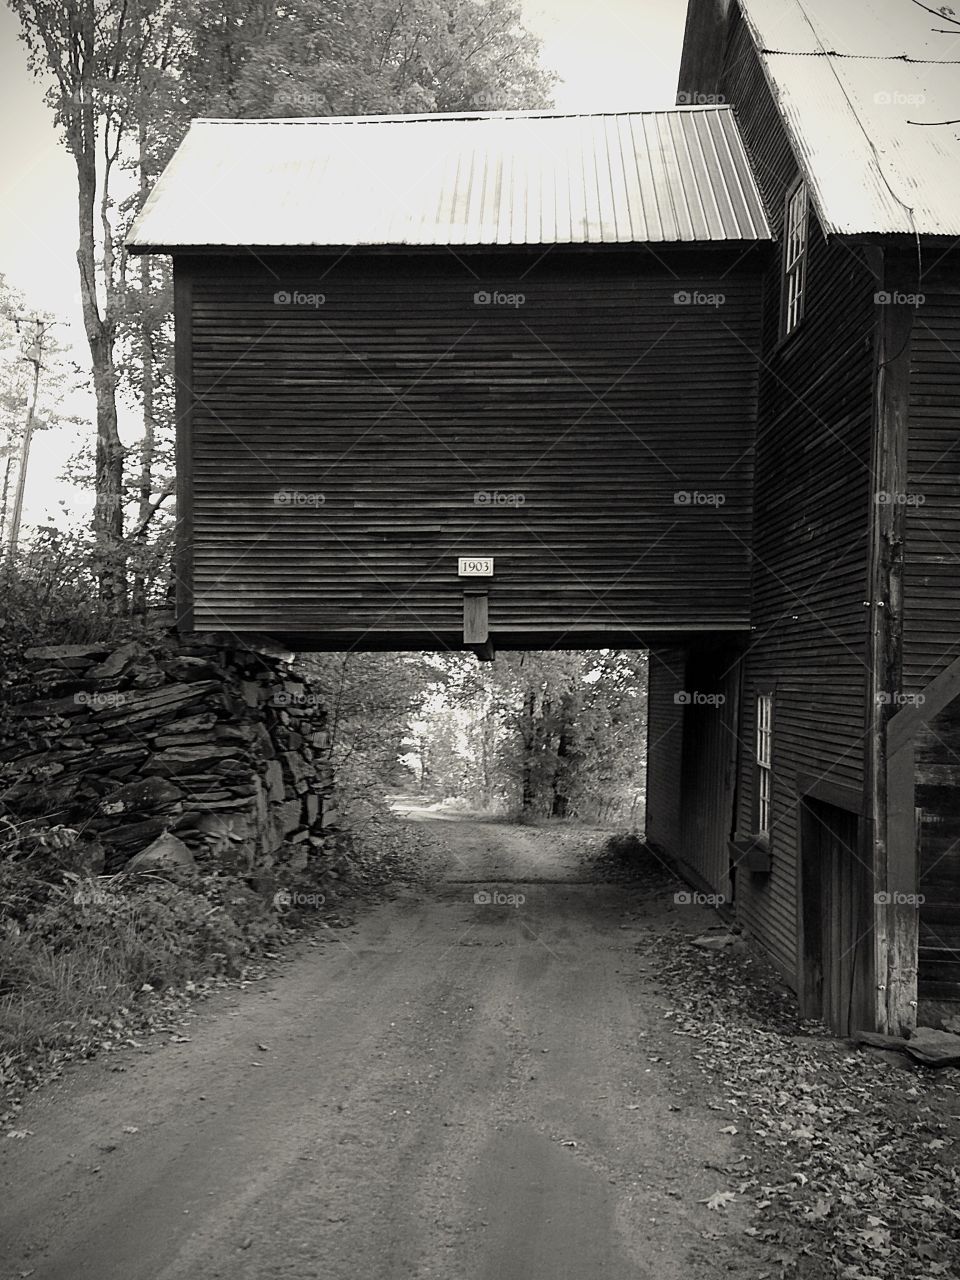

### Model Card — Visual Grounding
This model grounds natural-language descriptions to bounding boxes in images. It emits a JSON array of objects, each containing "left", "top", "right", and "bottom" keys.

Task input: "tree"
[
  {"left": 9, "top": 0, "right": 186, "bottom": 607},
  {"left": 408, "top": 651, "right": 648, "bottom": 823},
  {"left": 180, "top": 0, "right": 555, "bottom": 119},
  {"left": 10, "top": 0, "right": 553, "bottom": 616},
  {"left": 0, "top": 277, "right": 80, "bottom": 558}
]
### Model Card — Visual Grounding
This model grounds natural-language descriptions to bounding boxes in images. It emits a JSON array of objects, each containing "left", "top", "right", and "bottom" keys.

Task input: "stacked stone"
[{"left": 0, "top": 631, "right": 337, "bottom": 874}]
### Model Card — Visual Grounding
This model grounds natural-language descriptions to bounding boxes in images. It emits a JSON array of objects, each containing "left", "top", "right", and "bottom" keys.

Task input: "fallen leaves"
[
  {"left": 702, "top": 1190, "right": 737, "bottom": 1211},
  {"left": 646, "top": 925, "right": 960, "bottom": 1279}
]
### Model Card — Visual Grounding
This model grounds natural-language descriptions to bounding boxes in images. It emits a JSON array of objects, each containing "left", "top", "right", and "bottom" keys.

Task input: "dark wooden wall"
[
  {"left": 904, "top": 247, "right": 960, "bottom": 998},
  {"left": 679, "top": 645, "right": 741, "bottom": 902},
  {"left": 645, "top": 642, "right": 740, "bottom": 904},
  {"left": 715, "top": 14, "right": 877, "bottom": 984},
  {"left": 644, "top": 647, "right": 685, "bottom": 856},
  {"left": 904, "top": 249, "right": 960, "bottom": 691},
  {"left": 177, "top": 248, "right": 762, "bottom": 649}
]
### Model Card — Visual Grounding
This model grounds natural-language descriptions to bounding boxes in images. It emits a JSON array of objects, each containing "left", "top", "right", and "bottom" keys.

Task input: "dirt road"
[{"left": 0, "top": 813, "right": 757, "bottom": 1279}]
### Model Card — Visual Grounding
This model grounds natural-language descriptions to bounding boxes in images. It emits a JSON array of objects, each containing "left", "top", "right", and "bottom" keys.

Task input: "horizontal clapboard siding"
[
  {"left": 181, "top": 249, "right": 762, "bottom": 645},
  {"left": 720, "top": 17, "right": 875, "bottom": 985},
  {"left": 904, "top": 249, "right": 960, "bottom": 999},
  {"left": 680, "top": 646, "right": 741, "bottom": 898},
  {"left": 903, "top": 253, "right": 960, "bottom": 691},
  {"left": 644, "top": 646, "right": 685, "bottom": 853},
  {"left": 916, "top": 713, "right": 960, "bottom": 998}
]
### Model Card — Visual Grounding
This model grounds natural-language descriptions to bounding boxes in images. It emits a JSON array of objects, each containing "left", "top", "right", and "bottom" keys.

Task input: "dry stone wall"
[{"left": 0, "top": 629, "right": 338, "bottom": 875}]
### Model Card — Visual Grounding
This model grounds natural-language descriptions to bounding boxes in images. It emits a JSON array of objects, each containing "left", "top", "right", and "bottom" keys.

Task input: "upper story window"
[
  {"left": 755, "top": 692, "right": 774, "bottom": 838},
  {"left": 781, "top": 178, "right": 809, "bottom": 339}
]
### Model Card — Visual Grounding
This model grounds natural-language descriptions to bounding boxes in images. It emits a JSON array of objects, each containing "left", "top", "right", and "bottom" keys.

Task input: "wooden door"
[{"left": 799, "top": 799, "right": 871, "bottom": 1034}]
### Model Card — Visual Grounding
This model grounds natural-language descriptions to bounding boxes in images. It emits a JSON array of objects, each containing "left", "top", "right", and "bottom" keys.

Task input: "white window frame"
[
  {"left": 781, "top": 178, "right": 809, "bottom": 339},
  {"left": 756, "top": 693, "right": 773, "bottom": 839}
]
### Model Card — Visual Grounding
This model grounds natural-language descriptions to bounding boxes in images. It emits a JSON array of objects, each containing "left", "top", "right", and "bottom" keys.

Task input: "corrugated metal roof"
[
  {"left": 126, "top": 107, "right": 771, "bottom": 251},
  {"left": 738, "top": 0, "right": 960, "bottom": 236}
]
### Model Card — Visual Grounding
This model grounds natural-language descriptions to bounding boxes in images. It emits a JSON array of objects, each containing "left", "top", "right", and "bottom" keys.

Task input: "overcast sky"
[{"left": 0, "top": 0, "right": 690, "bottom": 526}]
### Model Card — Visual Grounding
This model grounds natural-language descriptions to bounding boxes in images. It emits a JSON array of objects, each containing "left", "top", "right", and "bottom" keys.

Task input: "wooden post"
[
  {"left": 463, "top": 590, "right": 494, "bottom": 661},
  {"left": 865, "top": 247, "right": 917, "bottom": 1035},
  {"left": 173, "top": 267, "right": 195, "bottom": 634}
]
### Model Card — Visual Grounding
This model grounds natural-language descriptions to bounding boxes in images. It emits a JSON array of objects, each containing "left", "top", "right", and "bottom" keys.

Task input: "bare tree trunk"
[
  {"left": 520, "top": 689, "right": 537, "bottom": 814},
  {"left": 550, "top": 693, "right": 574, "bottom": 819},
  {"left": 131, "top": 115, "right": 156, "bottom": 615},
  {"left": 0, "top": 453, "right": 12, "bottom": 544},
  {"left": 6, "top": 321, "right": 44, "bottom": 558},
  {"left": 72, "top": 1, "right": 125, "bottom": 611}
]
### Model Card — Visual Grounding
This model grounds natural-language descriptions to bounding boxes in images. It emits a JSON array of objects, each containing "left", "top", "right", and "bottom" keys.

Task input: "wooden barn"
[
  {"left": 657, "top": 0, "right": 960, "bottom": 1035},
  {"left": 128, "top": 0, "right": 960, "bottom": 1033}
]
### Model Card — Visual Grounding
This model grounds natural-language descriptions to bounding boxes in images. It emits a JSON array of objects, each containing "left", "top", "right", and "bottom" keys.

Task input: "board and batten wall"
[
  {"left": 175, "top": 249, "right": 762, "bottom": 649},
  {"left": 718, "top": 15, "right": 876, "bottom": 985}
]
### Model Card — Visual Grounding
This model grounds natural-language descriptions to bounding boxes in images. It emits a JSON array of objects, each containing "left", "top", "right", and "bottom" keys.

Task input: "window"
[
  {"left": 781, "top": 178, "right": 809, "bottom": 339},
  {"left": 755, "top": 693, "right": 773, "bottom": 838}
]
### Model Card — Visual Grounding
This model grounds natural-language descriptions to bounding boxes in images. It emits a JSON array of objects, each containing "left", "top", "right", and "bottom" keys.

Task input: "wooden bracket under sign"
[{"left": 463, "top": 590, "right": 494, "bottom": 662}]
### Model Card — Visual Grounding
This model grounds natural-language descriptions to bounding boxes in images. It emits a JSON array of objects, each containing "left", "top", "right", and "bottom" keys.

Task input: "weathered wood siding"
[
  {"left": 178, "top": 250, "right": 761, "bottom": 647},
  {"left": 718, "top": 15, "right": 876, "bottom": 984},
  {"left": 903, "top": 251, "right": 960, "bottom": 691},
  {"left": 645, "top": 643, "right": 740, "bottom": 905},
  {"left": 644, "top": 646, "right": 685, "bottom": 855},
  {"left": 903, "top": 248, "right": 960, "bottom": 997},
  {"left": 679, "top": 646, "right": 741, "bottom": 902}
]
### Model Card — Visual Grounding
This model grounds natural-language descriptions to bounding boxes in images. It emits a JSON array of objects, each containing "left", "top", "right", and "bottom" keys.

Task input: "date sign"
[{"left": 458, "top": 556, "right": 494, "bottom": 578}]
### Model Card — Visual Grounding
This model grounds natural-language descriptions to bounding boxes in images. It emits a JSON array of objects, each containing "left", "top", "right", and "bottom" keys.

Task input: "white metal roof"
[
  {"left": 126, "top": 107, "right": 771, "bottom": 251},
  {"left": 738, "top": 0, "right": 960, "bottom": 236}
]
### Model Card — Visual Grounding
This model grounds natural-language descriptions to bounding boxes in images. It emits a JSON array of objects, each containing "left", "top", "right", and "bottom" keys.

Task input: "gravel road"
[{"left": 0, "top": 811, "right": 757, "bottom": 1279}]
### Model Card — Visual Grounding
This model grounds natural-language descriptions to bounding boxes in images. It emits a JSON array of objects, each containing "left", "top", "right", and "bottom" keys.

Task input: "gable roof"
[
  {"left": 681, "top": 0, "right": 960, "bottom": 237},
  {"left": 126, "top": 107, "right": 771, "bottom": 252}
]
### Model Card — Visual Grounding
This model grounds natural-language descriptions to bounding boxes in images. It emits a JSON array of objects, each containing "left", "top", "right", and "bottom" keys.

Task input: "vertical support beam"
[
  {"left": 463, "top": 591, "right": 494, "bottom": 661},
  {"left": 173, "top": 264, "right": 195, "bottom": 634},
  {"left": 865, "top": 247, "right": 917, "bottom": 1034}
]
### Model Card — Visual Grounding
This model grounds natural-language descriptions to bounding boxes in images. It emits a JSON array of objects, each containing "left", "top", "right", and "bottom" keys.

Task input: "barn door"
[{"left": 799, "top": 799, "right": 871, "bottom": 1035}]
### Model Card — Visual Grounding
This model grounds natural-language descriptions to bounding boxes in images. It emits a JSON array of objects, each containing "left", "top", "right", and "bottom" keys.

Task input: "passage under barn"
[{"left": 128, "top": 108, "right": 772, "bottom": 652}]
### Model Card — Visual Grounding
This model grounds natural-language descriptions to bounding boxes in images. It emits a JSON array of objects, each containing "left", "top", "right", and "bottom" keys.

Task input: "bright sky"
[{"left": 0, "top": 0, "right": 690, "bottom": 530}]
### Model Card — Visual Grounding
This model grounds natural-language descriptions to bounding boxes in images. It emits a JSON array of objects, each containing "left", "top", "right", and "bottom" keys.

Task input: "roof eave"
[{"left": 127, "top": 237, "right": 774, "bottom": 255}]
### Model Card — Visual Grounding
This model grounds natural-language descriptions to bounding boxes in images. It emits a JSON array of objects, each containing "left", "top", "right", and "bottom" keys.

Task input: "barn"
[
  {"left": 128, "top": 0, "right": 960, "bottom": 1034},
  {"left": 129, "top": 107, "right": 770, "bottom": 652}
]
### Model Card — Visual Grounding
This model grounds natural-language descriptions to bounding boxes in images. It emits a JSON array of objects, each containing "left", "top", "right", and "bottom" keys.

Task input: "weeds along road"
[{"left": 0, "top": 813, "right": 756, "bottom": 1280}]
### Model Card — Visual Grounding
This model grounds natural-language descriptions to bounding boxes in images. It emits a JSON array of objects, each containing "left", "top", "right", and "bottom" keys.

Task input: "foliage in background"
[
  {"left": 0, "top": 275, "right": 82, "bottom": 557},
  {"left": 9, "top": 0, "right": 554, "bottom": 613},
  {"left": 405, "top": 650, "right": 648, "bottom": 824}
]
